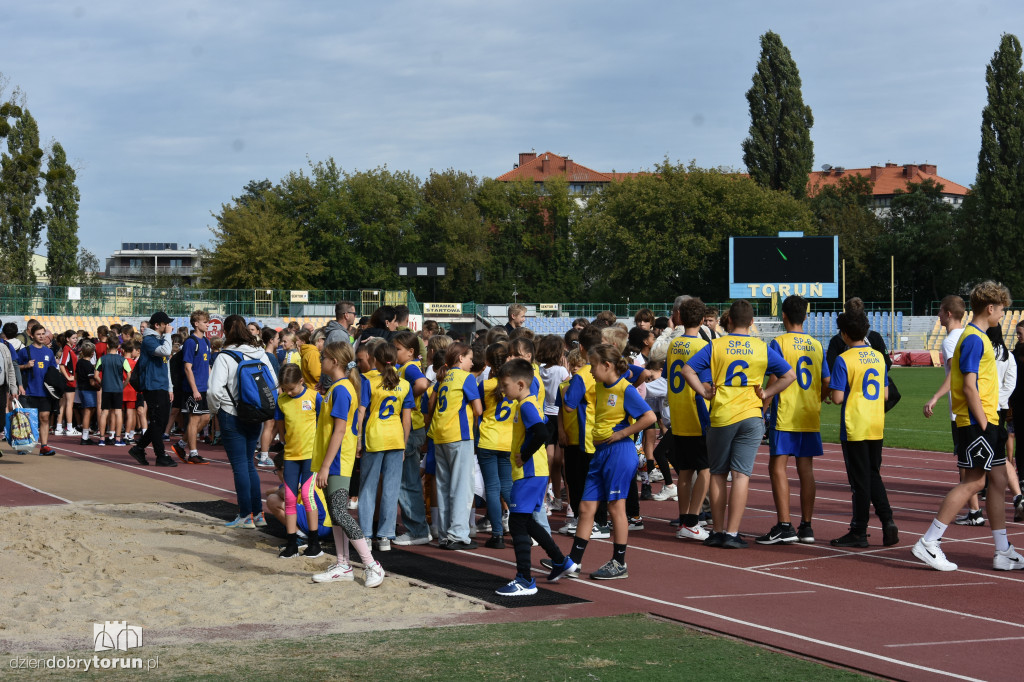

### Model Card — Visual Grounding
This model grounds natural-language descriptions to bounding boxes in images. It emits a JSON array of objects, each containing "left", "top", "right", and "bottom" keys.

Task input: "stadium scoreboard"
[{"left": 729, "top": 233, "right": 838, "bottom": 299}]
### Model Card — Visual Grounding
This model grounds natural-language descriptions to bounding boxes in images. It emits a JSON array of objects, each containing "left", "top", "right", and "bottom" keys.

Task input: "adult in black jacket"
[
  {"left": 355, "top": 305, "right": 398, "bottom": 347},
  {"left": 825, "top": 298, "right": 892, "bottom": 372}
]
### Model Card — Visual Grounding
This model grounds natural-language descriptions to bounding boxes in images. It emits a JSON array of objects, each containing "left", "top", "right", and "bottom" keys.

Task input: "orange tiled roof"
[
  {"left": 496, "top": 151, "right": 644, "bottom": 183},
  {"left": 807, "top": 163, "right": 969, "bottom": 197}
]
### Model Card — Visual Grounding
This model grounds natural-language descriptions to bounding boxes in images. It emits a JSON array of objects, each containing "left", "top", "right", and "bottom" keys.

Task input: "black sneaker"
[
  {"left": 155, "top": 455, "right": 178, "bottom": 468},
  {"left": 443, "top": 540, "right": 478, "bottom": 551},
  {"left": 171, "top": 439, "right": 189, "bottom": 464},
  {"left": 628, "top": 516, "right": 644, "bottom": 531},
  {"left": 830, "top": 531, "right": 868, "bottom": 548},
  {"left": 590, "top": 559, "right": 628, "bottom": 580},
  {"left": 278, "top": 544, "right": 300, "bottom": 559},
  {"left": 954, "top": 509, "right": 985, "bottom": 526},
  {"left": 722, "top": 534, "right": 750, "bottom": 549},
  {"left": 302, "top": 542, "right": 324, "bottom": 558},
  {"left": 797, "top": 522, "right": 815, "bottom": 544},
  {"left": 80, "top": 438, "right": 98, "bottom": 446},
  {"left": 703, "top": 531, "right": 726, "bottom": 547},
  {"left": 640, "top": 484, "right": 654, "bottom": 501},
  {"left": 882, "top": 522, "right": 899, "bottom": 547},
  {"left": 128, "top": 445, "right": 148, "bottom": 466},
  {"left": 755, "top": 523, "right": 798, "bottom": 545},
  {"left": 484, "top": 535, "right": 505, "bottom": 549}
]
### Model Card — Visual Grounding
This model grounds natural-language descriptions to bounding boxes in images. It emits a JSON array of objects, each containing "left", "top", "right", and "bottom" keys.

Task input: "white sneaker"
[
  {"left": 501, "top": 509, "right": 510, "bottom": 534},
  {"left": 377, "top": 538, "right": 391, "bottom": 552},
  {"left": 994, "top": 545, "right": 1024, "bottom": 571},
  {"left": 363, "top": 561, "right": 385, "bottom": 588},
  {"left": 348, "top": 498, "right": 359, "bottom": 510},
  {"left": 677, "top": 524, "right": 710, "bottom": 541},
  {"left": 912, "top": 538, "right": 957, "bottom": 571},
  {"left": 650, "top": 468, "right": 664, "bottom": 482},
  {"left": 393, "top": 532, "right": 431, "bottom": 546},
  {"left": 468, "top": 523, "right": 478, "bottom": 538},
  {"left": 65, "top": 427, "right": 81, "bottom": 436},
  {"left": 652, "top": 484, "right": 678, "bottom": 501},
  {"left": 558, "top": 520, "right": 578, "bottom": 535},
  {"left": 54, "top": 426, "right": 65, "bottom": 436},
  {"left": 549, "top": 498, "right": 563, "bottom": 512},
  {"left": 313, "top": 563, "right": 354, "bottom": 583}
]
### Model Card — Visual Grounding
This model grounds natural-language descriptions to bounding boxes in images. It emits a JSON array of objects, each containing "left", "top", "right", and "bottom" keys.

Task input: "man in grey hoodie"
[
  {"left": 129, "top": 311, "right": 176, "bottom": 467},
  {"left": 324, "top": 300, "right": 356, "bottom": 347}
]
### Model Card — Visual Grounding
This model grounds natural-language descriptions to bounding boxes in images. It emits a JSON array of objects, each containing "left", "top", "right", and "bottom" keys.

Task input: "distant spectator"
[
  {"left": 634, "top": 308, "right": 655, "bottom": 331},
  {"left": 504, "top": 304, "right": 527, "bottom": 334}
]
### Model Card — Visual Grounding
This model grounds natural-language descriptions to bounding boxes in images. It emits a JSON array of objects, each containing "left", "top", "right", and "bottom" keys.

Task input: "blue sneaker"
[
  {"left": 495, "top": 575, "right": 538, "bottom": 597},
  {"left": 546, "top": 557, "right": 579, "bottom": 583},
  {"left": 225, "top": 514, "right": 255, "bottom": 529}
]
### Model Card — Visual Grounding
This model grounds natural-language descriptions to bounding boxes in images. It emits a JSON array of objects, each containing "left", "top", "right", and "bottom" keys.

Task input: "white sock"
[
  {"left": 260, "top": 451, "right": 269, "bottom": 458},
  {"left": 190, "top": 449, "right": 198, "bottom": 456},
  {"left": 82, "top": 429, "right": 90, "bottom": 439},
  {"left": 993, "top": 528, "right": 1010, "bottom": 552},
  {"left": 923, "top": 519, "right": 947, "bottom": 543}
]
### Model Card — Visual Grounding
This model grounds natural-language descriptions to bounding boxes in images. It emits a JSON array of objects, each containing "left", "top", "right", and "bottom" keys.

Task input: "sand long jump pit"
[{"left": 0, "top": 502, "right": 487, "bottom": 655}]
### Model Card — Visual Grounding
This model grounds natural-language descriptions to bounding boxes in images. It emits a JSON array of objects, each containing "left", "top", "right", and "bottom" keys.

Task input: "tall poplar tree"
[
  {"left": 43, "top": 142, "right": 81, "bottom": 286},
  {"left": 0, "top": 104, "right": 44, "bottom": 283},
  {"left": 742, "top": 31, "right": 815, "bottom": 199},
  {"left": 964, "top": 33, "right": 1024, "bottom": 293}
]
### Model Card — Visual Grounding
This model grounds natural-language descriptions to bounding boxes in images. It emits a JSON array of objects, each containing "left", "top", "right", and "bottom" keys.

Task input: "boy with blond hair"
[{"left": 914, "top": 281, "right": 1021, "bottom": 571}]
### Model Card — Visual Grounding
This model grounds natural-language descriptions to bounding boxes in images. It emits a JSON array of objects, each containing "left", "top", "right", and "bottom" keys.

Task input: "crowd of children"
[{"left": 12, "top": 282, "right": 1024, "bottom": 594}]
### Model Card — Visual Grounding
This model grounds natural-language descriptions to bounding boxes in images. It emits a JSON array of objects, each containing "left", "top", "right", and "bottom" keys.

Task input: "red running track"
[{"left": 5, "top": 435, "right": 1023, "bottom": 680}]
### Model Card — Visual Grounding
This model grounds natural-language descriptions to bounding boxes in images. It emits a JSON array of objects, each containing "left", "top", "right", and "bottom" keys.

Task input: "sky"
[{"left": 0, "top": 1, "right": 1021, "bottom": 260}]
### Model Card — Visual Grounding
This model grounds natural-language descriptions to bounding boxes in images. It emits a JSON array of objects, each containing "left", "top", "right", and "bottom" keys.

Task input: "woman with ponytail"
[
  {"left": 427, "top": 341, "right": 483, "bottom": 550},
  {"left": 357, "top": 343, "right": 414, "bottom": 550}
]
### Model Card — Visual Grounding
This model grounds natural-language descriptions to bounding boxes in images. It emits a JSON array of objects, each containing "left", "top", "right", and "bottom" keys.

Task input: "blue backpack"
[{"left": 224, "top": 350, "right": 278, "bottom": 423}]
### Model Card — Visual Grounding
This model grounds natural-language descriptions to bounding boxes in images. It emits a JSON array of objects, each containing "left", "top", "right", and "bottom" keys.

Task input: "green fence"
[
  {"left": 491, "top": 300, "right": 914, "bottom": 320},
  {"left": 0, "top": 285, "right": 421, "bottom": 318}
]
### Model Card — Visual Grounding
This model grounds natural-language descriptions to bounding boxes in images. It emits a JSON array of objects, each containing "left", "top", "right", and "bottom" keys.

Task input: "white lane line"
[
  {"left": 58, "top": 446, "right": 249, "bottom": 498},
  {"left": 886, "top": 636, "right": 1024, "bottom": 648},
  {"left": 875, "top": 582, "right": 996, "bottom": 590},
  {"left": 0, "top": 472, "right": 72, "bottom": 503},
  {"left": 685, "top": 590, "right": 816, "bottom": 599},
  {"left": 466, "top": 551, "right": 984, "bottom": 682}
]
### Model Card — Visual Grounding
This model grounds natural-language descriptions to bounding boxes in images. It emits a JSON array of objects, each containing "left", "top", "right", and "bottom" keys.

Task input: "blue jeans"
[
  {"left": 358, "top": 449, "right": 404, "bottom": 539},
  {"left": 477, "top": 448, "right": 511, "bottom": 534},
  {"left": 219, "top": 409, "right": 262, "bottom": 517},
  {"left": 398, "top": 428, "right": 429, "bottom": 538},
  {"left": 435, "top": 440, "right": 475, "bottom": 543}
]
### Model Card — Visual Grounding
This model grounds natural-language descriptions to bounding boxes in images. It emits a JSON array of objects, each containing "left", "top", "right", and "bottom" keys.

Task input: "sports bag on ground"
[{"left": 224, "top": 350, "right": 277, "bottom": 423}]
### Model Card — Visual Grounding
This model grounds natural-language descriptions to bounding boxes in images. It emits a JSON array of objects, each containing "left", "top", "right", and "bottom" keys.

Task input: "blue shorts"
[
  {"left": 78, "top": 390, "right": 97, "bottom": 409},
  {"left": 769, "top": 430, "right": 823, "bottom": 458},
  {"left": 582, "top": 439, "right": 637, "bottom": 502},
  {"left": 296, "top": 496, "right": 331, "bottom": 539},
  {"left": 509, "top": 475, "right": 547, "bottom": 514}
]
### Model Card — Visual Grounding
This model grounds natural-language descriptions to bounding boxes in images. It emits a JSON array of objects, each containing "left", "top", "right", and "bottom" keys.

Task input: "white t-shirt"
[
  {"left": 539, "top": 364, "right": 569, "bottom": 416},
  {"left": 941, "top": 327, "right": 964, "bottom": 421}
]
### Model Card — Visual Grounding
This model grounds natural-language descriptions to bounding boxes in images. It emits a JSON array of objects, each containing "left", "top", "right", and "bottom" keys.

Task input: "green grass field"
[
  {"left": 7, "top": 615, "right": 868, "bottom": 681},
  {"left": 820, "top": 366, "right": 950, "bottom": 452}
]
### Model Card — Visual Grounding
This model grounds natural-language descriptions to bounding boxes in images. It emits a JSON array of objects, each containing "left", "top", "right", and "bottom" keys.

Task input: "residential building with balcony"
[{"left": 104, "top": 242, "right": 201, "bottom": 285}]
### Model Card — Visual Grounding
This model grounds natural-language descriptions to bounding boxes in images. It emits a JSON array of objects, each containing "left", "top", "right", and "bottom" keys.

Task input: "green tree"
[
  {"left": 963, "top": 33, "right": 1024, "bottom": 294},
  {"left": 884, "top": 180, "right": 960, "bottom": 312},
  {"left": 415, "top": 169, "right": 489, "bottom": 301},
  {"left": 202, "top": 195, "right": 322, "bottom": 289},
  {"left": 0, "top": 103, "right": 44, "bottom": 283},
  {"left": 574, "top": 162, "right": 814, "bottom": 302},
  {"left": 742, "top": 31, "right": 815, "bottom": 199},
  {"left": 807, "top": 174, "right": 888, "bottom": 300},
  {"left": 43, "top": 142, "right": 81, "bottom": 286}
]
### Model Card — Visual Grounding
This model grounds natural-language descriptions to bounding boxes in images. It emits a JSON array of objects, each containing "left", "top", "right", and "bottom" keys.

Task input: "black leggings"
[
  {"left": 652, "top": 434, "right": 674, "bottom": 486},
  {"left": 326, "top": 476, "right": 364, "bottom": 540},
  {"left": 509, "top": 512, "right": 564, "bottom": 579},
  {"left": 841, "top": 440, "right": 892, "bottom": 532},
  {"left": 563, "top": 445, "right": 607, "bottom": 525}
]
